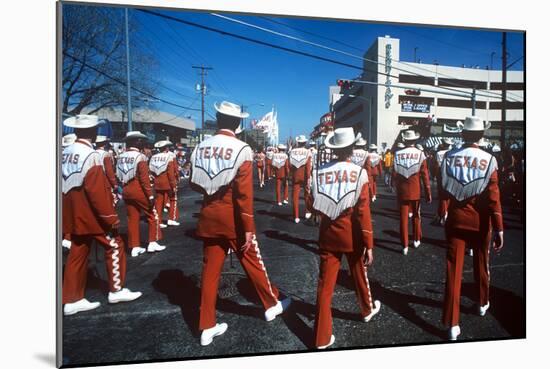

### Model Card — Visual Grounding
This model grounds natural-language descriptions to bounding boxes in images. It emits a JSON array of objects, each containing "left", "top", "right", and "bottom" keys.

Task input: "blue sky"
[{"left": 109, "top": 5, "right": 524, "bottom": 142}]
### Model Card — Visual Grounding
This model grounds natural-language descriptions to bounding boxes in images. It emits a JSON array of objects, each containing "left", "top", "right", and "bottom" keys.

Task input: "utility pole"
[
  {"left": 192, "top": 65, "right": 213, "bottom": 130},
  {"left": 414, "top": 47, "right": 418, "bottom": 63},
  {"left": 124, "top": 8, "right": 132, "bottom": 132},
  {"left": 501, "top": 32, "right": 507, "bottom": 148}
]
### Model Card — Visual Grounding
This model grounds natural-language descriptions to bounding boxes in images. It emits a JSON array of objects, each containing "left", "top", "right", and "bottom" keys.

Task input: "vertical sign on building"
[{"left": 384, "top": 43, "right": 393, "bottom": 109}]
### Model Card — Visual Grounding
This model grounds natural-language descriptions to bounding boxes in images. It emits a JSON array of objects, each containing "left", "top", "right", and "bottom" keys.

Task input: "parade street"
[{"left": 62, "top": 177, "right": 525, "bottom": 367}]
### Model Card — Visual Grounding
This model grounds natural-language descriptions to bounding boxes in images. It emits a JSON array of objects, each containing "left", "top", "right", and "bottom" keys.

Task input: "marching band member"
[
  {"left": 308, "top": 140, "right": 318, "bottom": 169},
  {"left": 440, "top": 116, "right": 504, "bottom": 340},
  {"left": 62, "top": 133, "right": 77, "bottom": 250},
  {"left": 116, "top": 131, "right": 166, "bottom": 257},
  {"left": 265, "top": 146, "right": 274, "bottom": 179},
  {"left": 62, "top": 115, "right": 141, "bottom": 316},
  {"left": 392, "top": 130, "right": 432, "bottom": 255},
  {"left": 190, "top": 101, "right": 290, "bottom": 346},
  {"left": 435, "top": 138, "right": 453, "bottom": 224},
  {"left": 367, "top": 144, "right": 383, "bottom": 202},
  {"left": 350, "top": 136, "right": 368, "bottom": 168},
  {"left": 166, "top": 145, "right": 181, "bottom": 225},
  {"left": 95, "top": 135, "right": 118, "bottom": 207},
  {"left": 308, "top": 127, "right": 380, "bottom": 349},
  {"left": 150, "top": 140, "right": 179, "bottom": 229},
  {"left": 289, "top": 135, "right": 312, "bottom": 223},
  {"left": 272, "top": 144, "right": 290, "bottom": 206},
  {"left": 254, "top": 147, "right": 266, "bottom": 188}
]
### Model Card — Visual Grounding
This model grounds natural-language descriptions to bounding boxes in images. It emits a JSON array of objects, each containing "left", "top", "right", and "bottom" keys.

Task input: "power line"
[
  {"left": 258, "top": 14, "right": 523, "bottom": 101},
  {"left": 209, "top": 12, "right": 522, "bottom": 102},
  {"left": 63, "top": 51, "right": 202, "bottom": 111},
  {"left": 257, "top": 15, "right": 364, "bottom": 52},
  {"left": 157, "top": 15, "right": 235, "bottom": 99}
]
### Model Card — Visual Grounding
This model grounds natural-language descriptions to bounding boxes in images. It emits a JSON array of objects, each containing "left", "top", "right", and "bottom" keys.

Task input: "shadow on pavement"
[
  {"left": 370, "top": 280, "right": 447, "bottom": 339},
  {"left": 462, "top": 283, "right": 525, "bottom": 338},
  {"left": 263, "top": 230, "right": 319, "bottom": 254},
  {"left": 152, "top": 269, "right": 201, "bottom": 336},
  {"left": 257, "top": 209, "right": 293, "bottom": 223}
]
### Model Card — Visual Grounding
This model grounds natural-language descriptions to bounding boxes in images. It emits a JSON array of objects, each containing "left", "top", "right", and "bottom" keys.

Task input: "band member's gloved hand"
[
  {"left": 493, "top": 231, "right": 504, "bottom": 253},
  {"left": 148, "top": 196, "right": 155, "bottom": 209},
  {"left": 241, "top": 232, "right": 256, "bottom": 253},
  {"left": 364, "top": 248, "right": 374, "bottom": 267}
]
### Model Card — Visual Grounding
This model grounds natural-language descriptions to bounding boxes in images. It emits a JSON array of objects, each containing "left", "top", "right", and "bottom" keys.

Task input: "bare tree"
[{"left": 62, "top": 4, "right": 158, "bottom": 116}]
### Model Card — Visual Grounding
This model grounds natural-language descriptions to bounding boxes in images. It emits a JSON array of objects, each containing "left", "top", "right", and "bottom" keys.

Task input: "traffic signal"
[{"left": 337, "top": 79, "right": 354, "bottom": 93}]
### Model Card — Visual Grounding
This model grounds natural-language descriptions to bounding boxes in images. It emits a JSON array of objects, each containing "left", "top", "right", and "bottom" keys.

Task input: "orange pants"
[
  {"left": 438, "top": 199, "right": 450, "bottom": 218},
  {"left": 443, "top": 229, "right": 491, "bottom": 327},
  {"left": 369, "top": 175, "right": 378, "bottom": 198},
  {"left": 62, "top": 234, "right": 126, "bottom": 304},
  {"left": 399, "top": 200, "right": 422, "bottom": 247},
  {"left": 266, "top": 160, "right": 272, "bottom": 178},
  {"left": 275, "top": 177, "right": 289, "bottom": 204},
  {"left": 292, "top": 181, "right": 310, "bottom": 219},
  {"left": 125, "top": 198, "right": 161, "bottom": 248},
  {"left": 314, "top": 248, "right": 375, "bottom": 347},
  {"left": 199, "top": 238, "right": 280, "bottom": 330},
  {"left": 169, "top": 188, "right": 179, "bottom": 221}
]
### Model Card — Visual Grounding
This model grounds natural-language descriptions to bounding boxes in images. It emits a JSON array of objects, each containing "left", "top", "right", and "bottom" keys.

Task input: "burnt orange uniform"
[
  {"left": 190, "top": 129, "right": 280, "bottom": 330},
  {"left": 97, "top": 148, "right": 118, "bottom": 206},
  {"left": 367, "top": 152, "right": 383, "bottom": 198},
  {"left": 308, "top": 159, "right": 376, "bottom": 347},
  {"left": 116, "top": 148, "right": 162, "bottom": 248},
  {"left": 271, "top": 152, "right": 290, "bottom": 204},
  {"left": 288, "top": 147, "right": 312, "bottom": 219},
  {"left": 62, "top": 139, "right": 126, "bottom": 304},
  {"left": 265, "top": 150, "right": 274, "bottom": 178},
  {"left": 150, "top": 152, "right": 177, "bottom": 225},
  {"left": 435, "top": 147, "right": 451, "bottom": 219},
  {"left": 392, "top": 145, "right": 432, "bottom": 248},
  {"left": 440, "top": 144, "right": 503, "bottom": 327}
]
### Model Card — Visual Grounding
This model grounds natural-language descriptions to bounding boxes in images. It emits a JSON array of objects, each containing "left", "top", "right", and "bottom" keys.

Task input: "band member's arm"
[
  {"left": 103, "top": 156, "right": 118, "bottom": 189},
  {"left": 363, "top": 159, "right": 372, "bottom": 177},
  {"left": 137, "top": 160, "right": 154, "bottom": 200},
  {"left": 84, "top": 165, "right": 119, "bottom": 229},
  {"left": 420, "top": 160, "right": 432, "bottom": 200},
  {"left": 355, "top": 182, "right": 374, "bottom": 249},
  {"left": 305, "top": 155, "right": 312, "bottom": 182},
  {"left": 167, "top": 160, "right": 177, "bottom": 190},
  {"left": 234, "top": 160, "right": 256, "bottom": 233},
  {"left": 487, "top": 170, "right": 504, "bottom": 232}
]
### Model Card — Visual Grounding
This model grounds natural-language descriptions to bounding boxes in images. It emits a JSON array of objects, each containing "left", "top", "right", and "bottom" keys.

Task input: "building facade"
[{"left": 332, "top": 36, "right": 524, "bottom": 151}]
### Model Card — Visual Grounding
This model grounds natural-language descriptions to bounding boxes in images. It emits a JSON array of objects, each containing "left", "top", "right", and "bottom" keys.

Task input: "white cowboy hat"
[
  {"left": 234, "top": 125, "right": 244, "bottom": 134},
  {"left": 369, "top": 143, "right": 378, "bottom": 150},
  {"left": 442, "top": 137, "right": 453, "bottom": 145},
  {"left": 63, "top": 114, "right": 99, "bottom": 129},
  {"left": 124, "top": 131, "right": 148, "bottom": 141},
  {"left": 355, "top": 137, "right": 367, "bottom": 146},
  {"left": 396, "top": 142, "right": 405, "bottom": 148},
  {"left": 214, "top": 101, "right": 249, "bottom": 119},
  {"left": 308, "top": 140, "right": 316, "bottom": 146},
  {"left": 457, "top": 116, "right": 491, "bottom": 131},
  {"left": 277, "top": 144, "right": 287, "bottom": 150},
  {"left": 492, "top": 144, "right": 501, "bottom": 153},
  {"left": 296, "top": 135, "right": 308, "bottom": 143},
  {"left": 324, "top": 127, "right": 359, "bottom": 149},
  {"left": 154, "top": 140, "right": 173, "bottom": 148},
  {"left": 415, "top": 144, "right": 424, "bottom": 151},
  {"left": 401, "top": 130, "right": 420, "bottom": 141},
  {"left": 95, "top": 135, "right": 109, "bottom": 144},
  {"left": 62, "top": 133, "right": 77, "bottom": 147},
  {"left": 478, "top": 138, "right": 489, "bottom": 147}
]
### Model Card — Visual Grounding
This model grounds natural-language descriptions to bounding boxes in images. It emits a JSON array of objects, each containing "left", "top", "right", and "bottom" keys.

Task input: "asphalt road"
[{"left": 61, "top": 175, "right": 525, "bottom": 367}]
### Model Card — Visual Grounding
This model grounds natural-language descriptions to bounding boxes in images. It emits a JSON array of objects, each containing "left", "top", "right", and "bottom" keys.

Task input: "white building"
[{"left": 332, "top": 35, "right": 524, "bottom": 150}]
